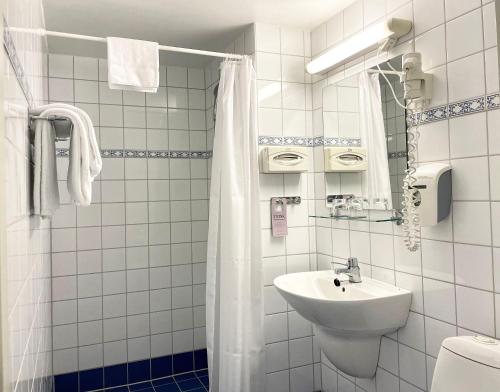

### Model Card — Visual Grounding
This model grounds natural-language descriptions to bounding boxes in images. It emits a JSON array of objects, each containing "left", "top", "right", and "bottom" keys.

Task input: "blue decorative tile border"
[
  {"left": 487, "top": 93, "right": 500, "bottom": 109},
  {"left": 407, "top": 93, "right": 499, "bottom": 126},
  {"left": 3, "top": 17, "right": 34, "bottom": 107},
  {"left": 258, "top": 135, "right": 313, "bottom": 146},
  {"left": 56, "top": 149, "right": 213, "bottom": 159},
  {"left": 53, "top": 349, "right": 208, "bottom": 392},
  {"left": 56, "top": 137, "right": 365, "bottom": 159},
  {"left": 321, "top": 137, "right": 361, "bottom": 147},
  {"left": 257, "top": 135, "right": 362, "bottom": 147},
  {"left": 448, "top": 96, "right": 485, "bottom": 117},
  {"left": 388, "top": 150, "right": 408, "bottom": 159}
]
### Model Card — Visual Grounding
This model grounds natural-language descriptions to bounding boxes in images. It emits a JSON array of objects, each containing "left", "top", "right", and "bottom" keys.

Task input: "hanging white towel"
[
  {"left": 33, "top": 118, "right": 60, "bottom": 216},
  {"left": 107, "top": 37, "right": 159, "bottom": 92},
  {"left": 34, "top": 103, "right": 102, "bottom": 206}
]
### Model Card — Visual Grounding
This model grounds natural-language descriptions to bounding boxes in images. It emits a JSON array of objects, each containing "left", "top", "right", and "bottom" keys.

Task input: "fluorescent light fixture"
[{"left": 306, "top": 18, "right": 412, "bottom": 75}]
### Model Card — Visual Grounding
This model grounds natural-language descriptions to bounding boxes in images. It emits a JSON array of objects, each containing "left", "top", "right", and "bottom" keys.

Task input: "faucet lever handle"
[{"left": 347, "top": 257, "right": 358, "bottom": 268}]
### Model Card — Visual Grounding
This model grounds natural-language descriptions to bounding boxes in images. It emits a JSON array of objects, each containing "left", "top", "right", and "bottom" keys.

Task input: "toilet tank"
[{"left": 431, "top": 336, "right": 500, "bottom": 392}]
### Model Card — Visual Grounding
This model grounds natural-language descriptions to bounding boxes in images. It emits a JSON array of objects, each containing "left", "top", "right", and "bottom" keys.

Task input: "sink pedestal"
[{"left": 317, "top": 326, "right": 381, "bottom": 378}]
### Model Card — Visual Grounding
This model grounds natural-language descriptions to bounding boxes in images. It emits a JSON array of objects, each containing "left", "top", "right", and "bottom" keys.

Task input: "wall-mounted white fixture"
[
  {"left": 324, "top": 146, "right": 368, "bottom": 172},
  {"left": 274, "top": 271, "right": 411, "bottom": 378},
  {"left": 306, "top": 18, "right": 412, "bottom": 75},
  {"left": 411, "top": 163, "right": 451, "bottom": 226},
  {"left": 401, "top": 52, "right": 433, "bottom": 102},
  {"left": 261, "top": 146, "right": 309, "bottom": 173}
]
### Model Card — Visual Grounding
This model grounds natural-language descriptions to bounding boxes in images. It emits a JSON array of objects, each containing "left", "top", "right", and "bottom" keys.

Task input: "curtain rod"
[{"left": 8, "top": 28, "right": 244, "bottom": 60}]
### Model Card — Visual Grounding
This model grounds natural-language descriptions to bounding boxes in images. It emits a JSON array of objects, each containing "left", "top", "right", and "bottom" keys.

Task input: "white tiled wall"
[
  {"left": 2, "top": 0, "right": 52, "bottom": 391},
  {"left": 309, "top": 0, "right": 500, "bottom": 391},
  {"left": 47, "top": 54, "right": 210, "bottom": 375},
  {"left": 250, "top": 23, "right": 324, "bottom": 392}
]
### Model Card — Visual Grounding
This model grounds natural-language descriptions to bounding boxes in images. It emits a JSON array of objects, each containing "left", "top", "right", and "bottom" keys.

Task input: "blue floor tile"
[
  {"left": 153, "top": 383, "right": 181, "bottom": 392},
  {"left": 195, "top": 370, "right": 208, "bottom": 377},
  {"left": 129, "top": 381, "right": 154, "bottom": 390},
  {"left": 152, "top": 376, "right": 176, "bottom": 387},
  {"left": 96, "top": 365, "right": 208, "bottom": 392},
  {"left": 174, "top": 373, "right": 197, "bottom": 382},
  {"left": 177, "top": 377, "right": 203, "bottom": 391},
  {"left": 198, "top": 376, "right": 209, "bottom": 388}
]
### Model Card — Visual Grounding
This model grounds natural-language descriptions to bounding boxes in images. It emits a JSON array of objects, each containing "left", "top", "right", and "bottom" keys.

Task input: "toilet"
[{"left": 431, "top": 336, "right": 500, "bottom": 391}]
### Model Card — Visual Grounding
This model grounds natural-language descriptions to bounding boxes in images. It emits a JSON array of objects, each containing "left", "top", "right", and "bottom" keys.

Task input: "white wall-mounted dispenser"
[
  {"left": 411, "top": 163, "right": 451, "bottom": 226},
  {"left": 324, "top": 146, "right": 368, "bottom": 172},
  {"left": 261, "top": 146, "right": 309, "bottom": 173}
]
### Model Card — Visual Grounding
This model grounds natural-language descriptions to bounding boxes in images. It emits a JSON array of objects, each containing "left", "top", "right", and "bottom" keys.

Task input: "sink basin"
[{"left": 274, "top": 270, "right": 411, "bottom": 377}]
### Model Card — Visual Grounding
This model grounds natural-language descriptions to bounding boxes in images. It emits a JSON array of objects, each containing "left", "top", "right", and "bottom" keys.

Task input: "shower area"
[
  {"left": 47, "top": 32, "right": 256, "bottom": 392},
  {"left": 49, "top": 56, "right": 211, "bottom": 391}
]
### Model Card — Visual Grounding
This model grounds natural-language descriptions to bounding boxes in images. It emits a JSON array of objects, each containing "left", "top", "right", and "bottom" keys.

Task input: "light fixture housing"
[{"left": 306, "top": 18, "right": 412, "bottom": 75}]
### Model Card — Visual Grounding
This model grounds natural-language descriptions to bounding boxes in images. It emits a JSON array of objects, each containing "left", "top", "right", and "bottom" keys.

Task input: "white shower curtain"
[
  {"left": 206, "top": 57, "right": 264, "bottom": 392},
  {"left": 358, "top": 72, "right": 393, "bottom": 210}
]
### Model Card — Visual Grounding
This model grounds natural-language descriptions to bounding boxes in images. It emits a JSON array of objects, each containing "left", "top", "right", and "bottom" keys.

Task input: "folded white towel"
[
  {"left": 33, "top": 118, "right": 60, "bottom": 216},
  {"left": 34, "top": 103, "right": 102, "bottom": 206},
  {"left": 107, "top": 37, "right": 159, "bottom": 93}
]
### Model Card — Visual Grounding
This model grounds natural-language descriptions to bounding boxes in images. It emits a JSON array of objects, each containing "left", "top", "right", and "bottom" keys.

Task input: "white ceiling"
[{"left": 43, "top": 0, "right": 355, "bottom": 67}]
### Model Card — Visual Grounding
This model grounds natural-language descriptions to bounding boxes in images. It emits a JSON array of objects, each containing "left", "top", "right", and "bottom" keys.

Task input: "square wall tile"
[
  {"left": 445, "top": 0, "right": 481, "bottom": 20},
  {"left": 74, "top": 56, "right": 98, "bottom": 80},
  {"left": 423, "top": 278, "right": 456, "bottom": 324},
  {"left": 446, "top": 9, "right": 483, "bottom": 62},
  {"left": 256, "top": 52, "right": 282, "bottom": 81},
  {"left": 453, "top": 201, "right": 491, "bottom": 246},
  {"left": 255, "top": 23, "right": 281, "bottom": 53},
  {"left": 447, "top": 53, "right": 485, "bottom": 102},
  {"left": 454, "top": 243, "right": 493, "bottom": 290},
  {"left": 451, "top": 157, "right": 490, "bottom": 201},
  {"left": 456, "top": 285, "right": 495, "bottom": 336},
  {"left": 281, "top": 29, "right": 304, "bottom": 56},
  {"left": 49, "top": 54, "right": 74, "bottom": 78}
]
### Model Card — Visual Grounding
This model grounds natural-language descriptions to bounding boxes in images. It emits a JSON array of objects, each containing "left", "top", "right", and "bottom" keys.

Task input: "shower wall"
[
  {"left": 2, "top": 0, "right": 52, "bottom": 391},
  {"left": 311, "top": 1, "right": 500, "bottom": 391},
  {"left": 48, "top": 54, "right": 210, "bottom": 390}
]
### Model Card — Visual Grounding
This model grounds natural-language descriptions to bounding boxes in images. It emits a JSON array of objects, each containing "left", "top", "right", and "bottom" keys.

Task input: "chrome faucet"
[{"left": 334, "top": 257, "right": 362, "bottom": 283}]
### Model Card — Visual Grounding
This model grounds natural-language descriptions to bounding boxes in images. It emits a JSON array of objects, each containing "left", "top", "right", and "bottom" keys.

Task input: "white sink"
[{"left": 274, "top": 270, "right": 411, "bottom": 378}]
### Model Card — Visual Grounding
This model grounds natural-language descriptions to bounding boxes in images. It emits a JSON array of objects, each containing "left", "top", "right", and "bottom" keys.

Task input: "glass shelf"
[{"left": 310, "top": 214, "right": 402, "bottom": 223}]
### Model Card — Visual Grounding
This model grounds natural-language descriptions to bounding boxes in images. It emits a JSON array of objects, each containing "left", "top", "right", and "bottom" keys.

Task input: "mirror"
[{"left": 321, "top": 56, "right": 407, "bottom": 212}]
